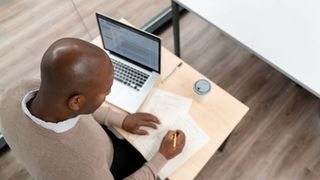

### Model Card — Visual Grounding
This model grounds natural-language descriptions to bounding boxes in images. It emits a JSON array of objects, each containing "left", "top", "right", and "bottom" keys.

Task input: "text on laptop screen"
[{"left": 97, "top": 15, "right": 160, "bottom": 72}]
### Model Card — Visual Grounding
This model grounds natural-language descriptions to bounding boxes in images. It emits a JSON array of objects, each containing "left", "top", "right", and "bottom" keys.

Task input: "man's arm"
[
  {"left": 92, "top": 152, "right": 167, "bottom": 180},
  {"left": 124, "top": 130, "right": 185, "bottom": 179},
  {"left": 124, "top": 152, "right": 168, "bottom": 180},
  {"left": 92, "top": 105, "right": 160, "bottom": 134},
  {"left": 92, "top": 104, "right": 126, "bottom": 128}
]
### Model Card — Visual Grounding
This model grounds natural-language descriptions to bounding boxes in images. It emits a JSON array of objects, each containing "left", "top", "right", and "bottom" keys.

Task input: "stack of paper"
[{"left": 129, "top": 89, "right": 209, "bottom": 179}]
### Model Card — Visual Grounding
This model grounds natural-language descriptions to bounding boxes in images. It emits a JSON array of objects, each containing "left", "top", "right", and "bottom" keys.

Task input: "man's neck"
[{"left": 27, "top": 92, "right": 73, "bottom": 123}]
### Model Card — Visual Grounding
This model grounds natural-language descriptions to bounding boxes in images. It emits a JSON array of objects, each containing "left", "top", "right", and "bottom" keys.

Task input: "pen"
[
  {"left": 172, "top": 132, "right": 177, "bottom": 150},
  {"left": 162, "top": 62, "right": 183, "bottom": 83}
]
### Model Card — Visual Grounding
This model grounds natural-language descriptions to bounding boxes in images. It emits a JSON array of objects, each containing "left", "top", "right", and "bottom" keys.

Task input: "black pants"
[{"left": 102, "top": 126, "right": 146, "bottom": 180}]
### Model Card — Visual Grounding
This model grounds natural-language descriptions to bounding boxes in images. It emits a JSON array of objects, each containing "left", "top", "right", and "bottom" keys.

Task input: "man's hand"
[
  {"left": 122, "top": 113, "right": 160, "bottom": 135},
  {"left": 159, "top": 130, "right": 186, "bottom": 160}
]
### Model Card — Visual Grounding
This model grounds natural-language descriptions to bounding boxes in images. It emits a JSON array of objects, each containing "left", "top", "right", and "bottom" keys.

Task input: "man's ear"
[{"left": 67, "top": 94, "right": 85, "bottom": 111}]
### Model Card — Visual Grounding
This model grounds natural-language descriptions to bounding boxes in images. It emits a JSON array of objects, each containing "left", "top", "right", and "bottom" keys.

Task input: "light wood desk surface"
[{"left": 91, "top": 33, "right": 249, "bottom": 179}]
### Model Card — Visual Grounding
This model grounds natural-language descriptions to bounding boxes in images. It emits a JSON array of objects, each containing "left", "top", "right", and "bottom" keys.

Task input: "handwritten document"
[
  {"left": 129, "top": 89, "right": 209, "bottom": 179},
  {"left": 141, "top": 89, "right": 192, "bottom": 121}
]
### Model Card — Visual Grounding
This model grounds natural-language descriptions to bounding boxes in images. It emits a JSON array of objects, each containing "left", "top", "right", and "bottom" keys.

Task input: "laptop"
[{"left": 96, "top": 13, "right": 161, "bottom": 113}]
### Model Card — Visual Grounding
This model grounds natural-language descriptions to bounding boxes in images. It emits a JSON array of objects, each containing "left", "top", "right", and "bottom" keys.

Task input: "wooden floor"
[
  {"left": 163, "top": 14, "right": 320, "bottom": 180},
  {"left": 1, "top": 1, "right": 320, "bottom": 180}
]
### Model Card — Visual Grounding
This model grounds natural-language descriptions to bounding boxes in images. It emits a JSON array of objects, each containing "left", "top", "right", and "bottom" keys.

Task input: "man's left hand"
[{"left": 122, "top": 113, "right": 160, "bottom": 135}]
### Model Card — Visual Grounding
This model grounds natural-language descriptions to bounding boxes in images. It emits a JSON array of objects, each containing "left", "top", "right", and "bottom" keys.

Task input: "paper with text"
[
  {"left": 130, "top": 89, "right": 192, "bottom": 138},
  {"left": 129, "top": 89, "right": 209, "bottom": 179}
]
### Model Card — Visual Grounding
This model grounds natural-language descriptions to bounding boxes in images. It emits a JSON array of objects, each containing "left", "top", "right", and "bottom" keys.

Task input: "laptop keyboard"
[{"left": 111, "top": 58, "right": 149, "bottom": 91}]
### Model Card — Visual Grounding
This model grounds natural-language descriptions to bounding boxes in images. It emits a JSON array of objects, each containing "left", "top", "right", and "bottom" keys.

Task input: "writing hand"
[{"left": 159, "top": 130, "right": 186, "bottom": 160}]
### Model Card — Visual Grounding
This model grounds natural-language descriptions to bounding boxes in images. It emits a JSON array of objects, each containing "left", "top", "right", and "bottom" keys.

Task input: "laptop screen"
[{"left": 96, "top": 13, "right": 161, "bottom": 73}]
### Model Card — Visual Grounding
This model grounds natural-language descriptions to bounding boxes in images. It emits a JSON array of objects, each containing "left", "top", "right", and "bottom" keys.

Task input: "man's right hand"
[{"left": 159, "top": 130, "right": 186, "bottom": 160}]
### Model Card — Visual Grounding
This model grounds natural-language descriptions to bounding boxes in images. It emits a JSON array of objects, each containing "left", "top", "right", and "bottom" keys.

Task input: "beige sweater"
[{"left": 0, "top": 79, "right": 167, "bottom": 180}]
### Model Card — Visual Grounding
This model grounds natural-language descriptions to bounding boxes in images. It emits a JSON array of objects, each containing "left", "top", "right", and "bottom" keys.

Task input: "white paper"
[
  {"left": 130, "top": 89, "right": 192, "bottom": 140},
  {"left": 129, "top": 89, "right": 209, "bottom": 179},
  {"left": 142, "top": 89, "right": 192, "bottom": 120},
  {"left": 158, "top": 114, "right": 209, "bottom": 179}
]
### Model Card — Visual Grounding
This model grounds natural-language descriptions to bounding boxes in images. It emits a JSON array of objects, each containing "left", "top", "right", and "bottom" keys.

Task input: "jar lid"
[{"left": 194, "top": 79, "right": 211, "bottom": 95}]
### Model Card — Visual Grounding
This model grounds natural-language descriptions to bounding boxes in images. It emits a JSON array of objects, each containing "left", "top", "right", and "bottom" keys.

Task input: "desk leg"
[
  {"left": 171, "top": 0, "right": 181, "bottom": 57},
  {"left": 218, "top": 134, "right": 231, "bottom": 152}
]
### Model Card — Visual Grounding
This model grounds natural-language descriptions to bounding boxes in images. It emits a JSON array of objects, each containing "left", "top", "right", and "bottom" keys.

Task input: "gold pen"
[
  {"left": 172, "top": 132, "right": 177, "bottom": 150},
  {"left": 162, "top": 62, "right": 183, "bottom": 83}
]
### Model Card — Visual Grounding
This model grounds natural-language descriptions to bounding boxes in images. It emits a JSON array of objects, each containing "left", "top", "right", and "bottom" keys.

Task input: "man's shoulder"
[
  {"left": 1, "top": 78, "right": 39, "bottom": 98},
  {"left": 0, "top": 78, "right": 40, "bottom": 114}
]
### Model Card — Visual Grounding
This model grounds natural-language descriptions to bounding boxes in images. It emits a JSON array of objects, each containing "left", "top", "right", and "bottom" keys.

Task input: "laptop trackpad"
[{"left": 105, "top": 81, "right": 146, "bottom": 113}]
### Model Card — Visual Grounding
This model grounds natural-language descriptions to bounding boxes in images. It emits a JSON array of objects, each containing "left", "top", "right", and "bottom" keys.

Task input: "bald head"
[
  {"left": 27, "top": 37, "right": 114, "bottom": 121},
  {"left": 41, "top": 38, "right": 113, "bottom": 96}
]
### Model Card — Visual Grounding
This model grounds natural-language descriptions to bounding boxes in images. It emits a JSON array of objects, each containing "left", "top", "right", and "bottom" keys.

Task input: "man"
[{"left": 0, "top": 38, "right": 185, "bottom": 180}]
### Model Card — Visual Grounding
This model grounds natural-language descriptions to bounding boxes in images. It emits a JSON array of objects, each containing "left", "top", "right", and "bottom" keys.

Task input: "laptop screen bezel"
[{"left": 96, "top": 12, "right": 161, "bottom": 74}]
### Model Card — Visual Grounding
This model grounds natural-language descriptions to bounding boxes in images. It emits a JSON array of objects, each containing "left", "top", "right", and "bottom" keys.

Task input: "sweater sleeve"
[
  {"left": 92, "top": 152, "right": 167, "bottom": 180},
  {"left": 92, "top": 104, "right": 127, "bottom": 128},
  {"left": 124, "top": 152, "right": 168, "bottom": 180}
]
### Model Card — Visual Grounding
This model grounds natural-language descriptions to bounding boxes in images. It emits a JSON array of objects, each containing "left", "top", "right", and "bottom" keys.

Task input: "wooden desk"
[{"left": 91, "top": 35, "right": 249, "bottom": 179}]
